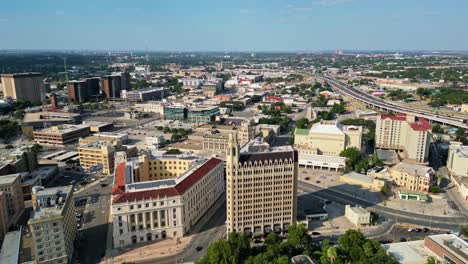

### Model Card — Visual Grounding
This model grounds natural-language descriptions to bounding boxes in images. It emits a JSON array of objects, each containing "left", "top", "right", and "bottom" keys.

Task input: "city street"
[{"left": 75, "top": 177, "right": 113, "bottom": 264}]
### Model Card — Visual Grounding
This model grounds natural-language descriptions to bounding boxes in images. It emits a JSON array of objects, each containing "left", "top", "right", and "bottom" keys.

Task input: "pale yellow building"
[
  {"left": 1, "top": 73, "right": 43, "bottom": 102},
  {"left": 389, "top": 162, "right": 436, "bottom": 192},
  {"left": 460, "top": 104, "right": 468, "bottom": 113},
  {"left": 345, "top": 205, "right": 370, "bottom": 227},
  {"left": 78, "top": 140, "right": 117, "bottom": 175},
  {"left": 375, "top": 114, "right": 432, "bottom": 164},
  {"left": 111, "top": 155, "right": 224, "bottom": 248},
  {"left": 447, "top": 142, "right": 468, "bottom": 177},
  {"left": 294, "top": 120, "right": 363, "bottom": 156},
  {"left": 339, "top": 172, "right": 388, "bottom": 191},
  {"left": 33, "top": 124, "right": 90, "bottom": 145},
  {"left": 29, "top": 186, "right": 77, "bottom": 264},
  {"left": 226, "top": 136, "right": 298, "bottom": 235}
]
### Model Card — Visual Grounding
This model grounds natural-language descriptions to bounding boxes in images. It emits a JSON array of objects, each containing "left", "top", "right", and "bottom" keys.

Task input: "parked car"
[
  {"left": 195, "top": 246, "right": 203, "bottom": 251},
  {"left": 305, "top": 177, "right": 310, "bottom": 180},
  {"left": 311, "top": 232, "right": 321, "bottom": 236},
  {"left": 423, "top": 227, "right": 429, "bottom": 233},
  {"left": 399, "top": 238, "right": 407, "bottom": 242}
]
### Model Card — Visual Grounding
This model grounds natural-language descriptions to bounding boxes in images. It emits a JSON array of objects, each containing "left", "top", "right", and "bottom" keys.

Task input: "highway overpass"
[{"left": 316, "top": 75, "right": 468, "bottom": 129}]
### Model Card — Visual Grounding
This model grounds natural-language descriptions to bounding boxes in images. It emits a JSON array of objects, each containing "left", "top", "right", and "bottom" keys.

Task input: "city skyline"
[{"left": 1, "top": 0, "right": 467, "bottom": 51}]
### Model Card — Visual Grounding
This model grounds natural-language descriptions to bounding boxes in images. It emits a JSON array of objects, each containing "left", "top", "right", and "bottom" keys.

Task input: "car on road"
[
  {"left": 64, "top": 175, "right": 70, "bottom": 178},
  {"left": 195, "top": 246, "right": 203, "bottom": 251},
  {"left": 315, "top": 180, "right": 320, "bottom": 184},
  {"left": 325, "top": 200, "right": 332, "bottom": 205},
  {"left": 423, "top": 227, "right": 429, "bottom": 233},
  {"left": 100, "top": 183, "right": 108, "bottom": 187},
  {"left": 399, "top": 238, "right": 407, "bottom": 242},
  {"left": 305, "top": 177, "right": 310, "bottom": 180}
]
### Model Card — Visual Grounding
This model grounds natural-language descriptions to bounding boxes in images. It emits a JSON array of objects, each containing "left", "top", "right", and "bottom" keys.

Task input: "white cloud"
[
  {"left": 315, "top": 0, "right": 353, "bottom": 6},
  {"left": 55, "top": 10, "right": 65, "bottom": 16},
  {"left": 239, "top": 9, "right": 256, "bottom": 14}
]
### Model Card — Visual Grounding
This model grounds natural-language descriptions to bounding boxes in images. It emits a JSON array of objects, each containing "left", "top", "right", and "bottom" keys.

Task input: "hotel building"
[
  {"left": 375, "top": 114, "right": 432, "bottom": 164},
  {"left": 226, "top": 136, "right": 298, "bottom": 235},
  {"left": 389, "top": 161, "right": 436, "bottom": 192},
  {"left": 110, "top": 154, "right": 224, "bottom": 248},
  {"left": 1, "top": 73, "right": 43, "bottom": 102}
]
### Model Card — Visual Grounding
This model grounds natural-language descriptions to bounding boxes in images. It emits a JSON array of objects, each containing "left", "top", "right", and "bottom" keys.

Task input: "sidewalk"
[{"left": 102, "top": 236, "right": 192, "bottom": 264}]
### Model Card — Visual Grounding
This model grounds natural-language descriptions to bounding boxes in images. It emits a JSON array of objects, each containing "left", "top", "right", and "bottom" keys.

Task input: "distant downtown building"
[
  {"left": 33, "top": 124, "right": 91, "bottom": 145},
  {"left": 28, "top": 186, "right": 77, "bottom": 264},
  {"left": 121, "top": 87, "right": 165, "bottom": 102},
  {"left": 67, "top": 77, "right": 101, "bottom": 103},
  {"left": 101, "top": 75, "right": 122, "bottom": 99},
  {"left": 226, "top": 136, "right": 298, "bottom": 235},
  {"left": 1, "top": 72, "right": 43, "bottom": 102},
  {"left": 111, "top": 154, "right": 224, "bottom": 248},
  {"left": 375, "top": 114, "right": 432, "bottom": 164}
]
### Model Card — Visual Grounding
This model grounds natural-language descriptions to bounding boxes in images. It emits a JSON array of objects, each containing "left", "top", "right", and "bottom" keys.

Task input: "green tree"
[
  {"left": 426, "top": 256, "right": 440, "bottom": 264},
  {"left": 165, "top": 149, "right": 181, "bottom": 155},
  {"left": 327, "top": 247, "right": 338, "bottom": 264},
  {"left": 432, "top": 124, "right": 443, "bottom": 133},
  {"left": 339, "top": 147, "right": 362, "bottom": 169},
  {"left": 295, "top": 118, "right": 309, "bottom": 129},
  {"left": 430, "top": 186, "right": 441, "bottom": 193}
]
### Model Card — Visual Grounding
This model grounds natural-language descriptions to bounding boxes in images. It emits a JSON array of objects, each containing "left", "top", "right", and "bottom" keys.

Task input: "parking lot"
[{"left": 374, "top": 225, "right": 449, "bottom": 244}]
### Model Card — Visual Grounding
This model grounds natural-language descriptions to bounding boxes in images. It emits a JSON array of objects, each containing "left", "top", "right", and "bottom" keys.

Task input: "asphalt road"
[
  {"left": 137, "top": 197, "right": 227, "bottom": 264},
  {"left": 75, "top": 177, "right": 113, "bottom": 264},
  {"left": 298, "top": 180, "right": 468, "bottom": 229}
]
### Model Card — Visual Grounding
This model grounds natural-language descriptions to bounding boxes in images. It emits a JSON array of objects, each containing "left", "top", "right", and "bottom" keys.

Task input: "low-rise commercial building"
[
  {"left": 28, "top": 186, "right": 77, "bottom": 264},
  {"left": 339, "top": 171, "right": 388, "bottom": 191},
  {"left": 188, "top": 106, "right": 220, "bottom": 126},
  {"left": 389, "top": 162, "right": 436, "bottom": 192},
  {"left": 345, "top": 205, "right": 370, "bottom": 227},
  {"left": 134, "top": 101, "right": 166, "bottom": 115},
  {"left": 111, "top": 154, "right": 224, "bottom": 248},
  {"left": 163, "top": 105, "right": 188, "bottom": 120},
  {"left": 33, "top": 124, "right": 90, "bottom": 145},
  {"left": 121, "top": 87, "right": 166, "bottom": 102},
  {"left": 383, "top": 234, "right": 467, "bottom": 264}
]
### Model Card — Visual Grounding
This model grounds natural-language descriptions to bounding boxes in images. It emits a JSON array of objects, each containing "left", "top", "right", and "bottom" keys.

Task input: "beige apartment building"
[
  {"left": 1, "top": 73, "right": 43, "bottom": 102},
  {"left": 294, "top": 120, "right": 362, "bottom": 156},
  {"left": 226, "top": 136, "right": 298, "bottom": 235},
  {"left": 389, "top": 162, "right": 436, "bottom": 192},
  {"left": 375, "top": 114, "right": 432, "bottom": 164},
  {"left": 28, "top": 186, "right": 76, "bottom": 264},
  {"left": 111, "top": 154, "right": 224, "bottom": 248},
  {"left": 0, "top": 174, "right": 25, "bottom": 229},
  {"left": 447, "top": 142, "right": 468, "bottom": 177},
  {"left": 33, "top": 124, "right": 90, "bottom": 145},
  {"left": 78, "top": 140, "right": 117, "bottom": 175}
]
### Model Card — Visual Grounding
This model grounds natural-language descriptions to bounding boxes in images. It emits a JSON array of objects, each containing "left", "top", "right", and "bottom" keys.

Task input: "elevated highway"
[{"left": 315, "top": 75, "right": 468, "bottom": 129}]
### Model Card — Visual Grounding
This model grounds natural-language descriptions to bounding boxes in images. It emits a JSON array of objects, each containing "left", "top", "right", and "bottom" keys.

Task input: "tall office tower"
[
  {"left": 67, "top": 80, "right": 89, "bottom": 103},
  {"left": 86, "top": 77, "right": 101, "bottom": 98},
  {"left": 101, "top": 75, "right": 122, "bottom": 99},
  {"left": 50, "top": 93, "right": 58, "bottom": 108},
  {"left": 375, "top": 114, "right": 432, "bottom": 164},
  {"left": 225, "top": 136, "right": 298, "bottom": 236},
  {"left": 120, "top": 71, "right": 131, "bottom": 91},
  {"left": 28, "top": 186, "right": 77, "bottom": 264},
  {"left": 1, "top": 72, "right": 43, "bottom": 102}
]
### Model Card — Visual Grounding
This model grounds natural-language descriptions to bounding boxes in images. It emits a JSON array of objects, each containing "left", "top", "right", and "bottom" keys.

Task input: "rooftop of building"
[
  {"left": 23, "top": 111, "right": 81, "bottom": 123},
  {"left": 189, "top": 105, "right": 220, "bottom": 112},
  {"left": 238, "top": 139, "right": 296, "bottom": 164},
  {"left": 347, "top": 205, "right": 369, "bottom": 215},
  {"left": 34, "top": 124, "right": 90, "bottom": 134},
  {"left": 341, "top": 171, "right": 373, "bottom": 184},
  {"left": 427, "top": 234, "right": 468, "bottom": 261},
  {"left": 82, "top": 120, "right": 113, "bottom": 127},
  {"left": 390, "top": 161, "right": 434, "bottom": 177},
  {"left": 0, "top": 229, "right": 22, "bottom": 264},
  {"left": 452, "top": 143, "right": 468, "bottom": 158},
  {"left": 112, "top": 157, "right": 223, "bottom": 203},
  {"left": 0, "top": 174, "right": 20, "bottom": 185},
  {"left": 382, "top": 240, "right": 432, "bottom": 264},
  {"left": 79, "top": 140, "right": 114, "bottom": 149},
  {"left": 30, "top": 185, "right": 73, "bottom": 220},
  {"left": 1, "top": 72, "right": 42, "bottom": 77},
  {"left": 381, "top": 113, "right": 432, "bottom": 131}
]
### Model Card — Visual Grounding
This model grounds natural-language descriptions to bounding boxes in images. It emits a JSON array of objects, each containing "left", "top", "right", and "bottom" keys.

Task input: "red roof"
[
  {"left": 410, "top": 117, "right": 432, "bottom": 131},
  {"left": 112, "top": 162, "right": 127, "bottom": 195},
  {"left": 382, "top": 113, "right": 407, "bottom": 121},
  {"left": 112, "top": 158, "right": 223, "bottom": 204}
]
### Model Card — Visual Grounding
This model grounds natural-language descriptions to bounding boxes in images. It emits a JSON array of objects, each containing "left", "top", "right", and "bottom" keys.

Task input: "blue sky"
[{"left": 1, "top": 0, "right": 467, "bottom": 51}]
